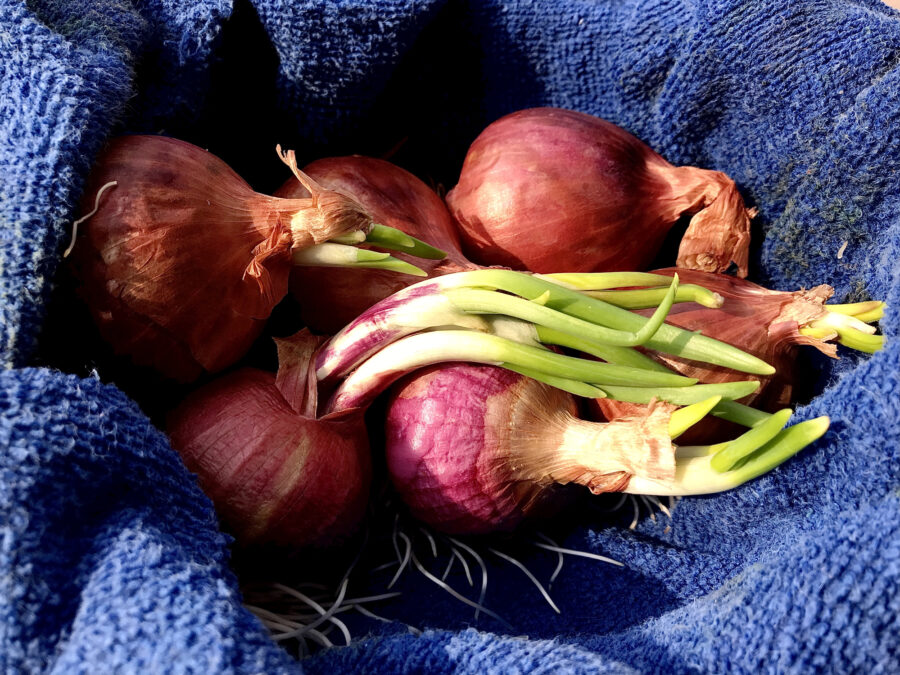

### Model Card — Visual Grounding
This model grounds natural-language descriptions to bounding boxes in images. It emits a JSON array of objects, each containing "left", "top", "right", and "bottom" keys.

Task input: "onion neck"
[
  {"left": 649, "top": 164, "right": 754, "bottom": 277},
  {"left": 646, "top": 269, "right": 840, "bottom": 360},
  {"left": 515, "top": 404, "right": 676, "bottom": 494},
  {"left": 270, "top": 146, "right": 377, "bottom": 249},
  {"left": 773, "top": 285, "right": 833, "bottom": 326},
  {"left": 433, "top": 256, "right": 480, "bottom": 277},
  {"left": 250, "top": 193, "right": 372, "bottom": 251},
  {"left": 771, "top": 287, "right": 839, "bottom": 357},
  {"left": 244, "top": 191, "right": 375, "bottom": 305}
]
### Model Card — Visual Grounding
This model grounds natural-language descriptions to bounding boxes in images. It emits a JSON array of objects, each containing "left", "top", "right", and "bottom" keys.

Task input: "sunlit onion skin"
[
  {"left": 167, "top": 332, "right": 371, "bottom": 549},
  {"left": 70, "top": 136, "right": 373, "bottom": 381},
  {"left": 593, "top": 268, "right": 835, "bottom": 443},
  {"left": 446, "top": 107, "right": 753, "bottom": 276},
  {"left": 385, "top": 364, "right": 674, "bottom": 535},
  {"left": 276, "top": 155, "right": 475, "bottom": 333}
]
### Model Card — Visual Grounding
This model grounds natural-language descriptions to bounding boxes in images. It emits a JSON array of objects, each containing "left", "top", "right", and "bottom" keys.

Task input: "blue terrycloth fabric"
[{"left": 2, "top": 0, "right": 899, "bottom": 673}]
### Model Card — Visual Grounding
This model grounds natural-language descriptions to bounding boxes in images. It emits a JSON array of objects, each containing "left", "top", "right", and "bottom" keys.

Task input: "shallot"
[
  {"left": 167, "top": 331, "right": 371, "bottom": 548},
  {"left": 446, "top": 107, "right": 755, "bottom": 276},
  {"left": 557, "top": 268, "right": 885, "bottom": 441},
  {"left": 68, "top": 136, "right": 441, "bottom": 381},
  {"left": 383, "top": 363, "right": 828, "bottom": 534},
  {"left": 276, "top": 155, "right": 475, "bottom": 332}
]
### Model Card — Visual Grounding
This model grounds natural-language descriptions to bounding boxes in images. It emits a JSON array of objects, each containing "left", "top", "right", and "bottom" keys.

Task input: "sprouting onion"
[
  {"left": 315, "top": 270, "right": 774, "bottom": 386},
  {"left": 67, "top": 135, "right": 445, "bottom": 381}
]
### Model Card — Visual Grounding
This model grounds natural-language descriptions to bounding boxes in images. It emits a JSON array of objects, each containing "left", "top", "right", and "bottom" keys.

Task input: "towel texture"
[{"left": 2, "top": 0, "right": 899, "bottom": 673}]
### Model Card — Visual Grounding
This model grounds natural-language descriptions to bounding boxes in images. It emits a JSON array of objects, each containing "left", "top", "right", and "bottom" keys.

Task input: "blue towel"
[{"left": 2, "top": 0, "right": 899, "bottom": 673}]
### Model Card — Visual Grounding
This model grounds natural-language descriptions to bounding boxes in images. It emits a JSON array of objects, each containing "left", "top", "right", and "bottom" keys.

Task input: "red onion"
[
  {"left": 162, "top": 267, "right": 829, "bottom": 542},
  {"left": 591, "top": 267, "right": 883, "bottom": 442},
  {"left": 167, "top": 331, "right": 371, "bottom": 548},
  {"left": 384, "top": 364, "right": 675, "bottom": 534},
  {"left": 446, "top": 107, "right": 754, "bottom": 276},
  {"left": 276, "top": 155, "right": 476, "bottom": 333},
  {"left": 312, "top": 268, "right": 782, "bottom": 417},
  {"left": 383, "top": 363, "right": 827, "bottom": 535},
  {"left": 68, "top": 136, "right": 428, "bottom": 381}
]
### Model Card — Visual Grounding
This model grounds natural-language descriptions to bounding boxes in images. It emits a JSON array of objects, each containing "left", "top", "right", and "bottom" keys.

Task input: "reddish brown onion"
[
  {"left": 276, "top": 155, "right": 476, "bottom": 333},
  {"left": 593, "top": 268, "right": 835, "bottom": 443},
  {"left": 69, "top": 136, "right": 373, "bottom": 381},
  {"left": 385, "top": 363, "right": 674, "bottom": 534},
  {"left": 446, "top": 107, "right": 754, "bottom": 276},
  {"left": 167, "top": 331, "right": 371, "bottom": 548}
]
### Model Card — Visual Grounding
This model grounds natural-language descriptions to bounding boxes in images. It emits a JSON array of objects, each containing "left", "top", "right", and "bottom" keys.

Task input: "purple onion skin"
[{"left": 384, "top": 364, "right": 573, "bottom": 535}]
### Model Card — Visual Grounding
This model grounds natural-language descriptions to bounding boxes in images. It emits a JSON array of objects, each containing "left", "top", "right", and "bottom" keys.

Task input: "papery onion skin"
[
  {"left": 167, "top": 367, "right": 371, "bottom": 549},
  {"left": 446, "top": 107, "right": 753, "bottom": 276},
  {"left": 69, "top": 136, "right": 373, "bottom": 381},
  {"left": 277, "top": 155, "right": 475, "bottom": 333},
  {"left": 593, "top": 267, "right": 834, "bottom": 443},
  {"left": 384, "top": 364, "right": 674, "bottom": 535}
]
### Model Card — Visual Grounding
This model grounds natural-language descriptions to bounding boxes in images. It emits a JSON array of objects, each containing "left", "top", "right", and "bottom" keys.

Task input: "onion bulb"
[
  {"left": 446, "top": 107, "right": 754, "bottom": 276},
  {"left": 384, "top": 363, "right": 825, "bottom": 535},
  {"left": 385, "top": 364, "right": 674, "bottom": 534},
  {"left": 276, "top": 155, "right": 475, "bottom": 333},
  {"left": 68, "top": 136, "right": 432, "bottom": 381},
  {"left": 167, "top": 331, "right": 370, "bottom": 548},
  {"left": 585, "top": 268, "right": 884, "bottom": 442}
]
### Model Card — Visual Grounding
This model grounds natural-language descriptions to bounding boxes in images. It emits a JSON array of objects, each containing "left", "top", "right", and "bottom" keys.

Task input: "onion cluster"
[{"left": 66, "top": 110, "right": 884, "bottom": 548}]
